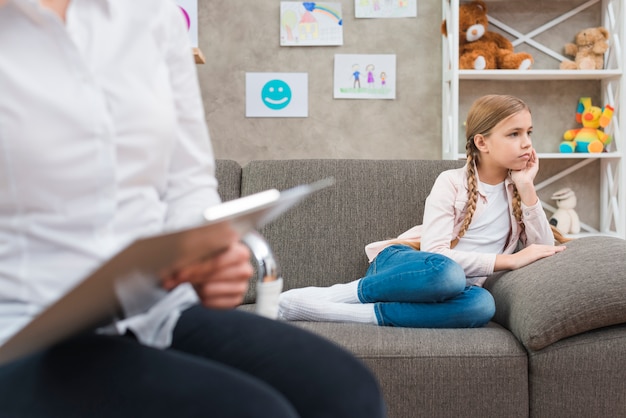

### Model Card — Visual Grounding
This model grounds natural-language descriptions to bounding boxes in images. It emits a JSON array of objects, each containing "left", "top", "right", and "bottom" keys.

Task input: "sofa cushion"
[
  {"left": 241, "top": 303, "right": 529, "bottom": 418},
  {"left": 484, "top": 236, "right": 626, "bottom": 351},
  {"left": 527, "top": 323, "right": 626, "bottom": 417}
]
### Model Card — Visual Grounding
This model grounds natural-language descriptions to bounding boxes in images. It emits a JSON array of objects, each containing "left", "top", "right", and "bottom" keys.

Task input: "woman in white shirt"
[
  {"left": 0, "top": 1, "right": 385, "bottom": 417},
  {"left": 279, "top": 95, "right": 567, "bottom": 327}
]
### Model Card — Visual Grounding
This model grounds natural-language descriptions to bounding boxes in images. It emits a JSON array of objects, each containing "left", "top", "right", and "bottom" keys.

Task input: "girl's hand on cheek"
[
  {"left": 528, "top": 148, "right": 539, "bottom": 173},
  {"left": 511, "top": 148, "right": 539, "bottom": 185}
]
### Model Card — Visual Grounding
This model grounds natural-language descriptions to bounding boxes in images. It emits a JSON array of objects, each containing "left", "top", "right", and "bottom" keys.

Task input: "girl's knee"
[
  {"left": 469, "top": 289, "right": 496, "bottom": 327},
  {"left": 432, "top": 255, "right": 466, "bottom": 293}
]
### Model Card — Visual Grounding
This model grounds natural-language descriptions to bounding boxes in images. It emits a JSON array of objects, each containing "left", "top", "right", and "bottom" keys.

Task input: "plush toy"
[
  {"left": 549, "top": 188, "right": 580, "bottom": 235},
  {"left": 441, "top": 0, "right": 533, "bottom": 70},
  {"left": 560, "top": 27, "right": 609, "bottom": 70},
  {"left": 560, "top": 97, "right": 614, "bottom": 153}
]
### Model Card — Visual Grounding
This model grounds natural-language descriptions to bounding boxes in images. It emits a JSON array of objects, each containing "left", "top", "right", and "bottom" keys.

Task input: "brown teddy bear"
[
  {"left": 442, "top": 0, "right": 533, "bottom": 70},
  {"left": 560, "top": 27, "right": 609, "bottom": 70}
]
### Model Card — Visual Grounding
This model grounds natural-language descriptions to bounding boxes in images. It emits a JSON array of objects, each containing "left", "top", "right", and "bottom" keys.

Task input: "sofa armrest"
[{"left": 484, "top": 236, "right": 626, "bottom": 351}]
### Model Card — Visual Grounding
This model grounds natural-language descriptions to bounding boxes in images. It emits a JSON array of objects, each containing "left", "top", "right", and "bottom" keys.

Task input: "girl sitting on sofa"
[{"left": 278, "top": 94, "right": 567, "bottom": 328}]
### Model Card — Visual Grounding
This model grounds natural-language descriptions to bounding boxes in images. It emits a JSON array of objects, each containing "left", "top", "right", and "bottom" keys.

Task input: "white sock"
[
  {"left": 278, "top": 294, "right": 377, "bottom": 324},
  {"left": 279, "top": 280, "right": 361, "bottom": 303}
]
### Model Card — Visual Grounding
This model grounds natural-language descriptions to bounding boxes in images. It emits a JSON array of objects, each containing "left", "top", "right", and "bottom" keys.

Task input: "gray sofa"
[{"left": 215, "top": 159, "right": 626, "bottom": 418}]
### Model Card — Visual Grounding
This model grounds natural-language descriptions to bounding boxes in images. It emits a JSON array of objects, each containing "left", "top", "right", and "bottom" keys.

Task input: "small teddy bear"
[
  {"left": 560, "top": 26, "right": 609, "bottom": 70},
  {"left": 441, "top": 0, "right": 533, "bottom": 70},
  {"left": 549, "top": 188, "right": 580, "bottom": 235}
]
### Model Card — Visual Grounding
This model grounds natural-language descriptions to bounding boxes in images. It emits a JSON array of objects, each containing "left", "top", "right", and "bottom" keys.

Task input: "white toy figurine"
[{"left": 549, "top": 187, "right": 581, "bottom": 235}]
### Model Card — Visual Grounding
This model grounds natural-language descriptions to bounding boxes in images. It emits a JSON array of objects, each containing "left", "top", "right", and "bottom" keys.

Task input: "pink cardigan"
[{"left": 365, "top": 166, "right": 554, "bottom": 286}]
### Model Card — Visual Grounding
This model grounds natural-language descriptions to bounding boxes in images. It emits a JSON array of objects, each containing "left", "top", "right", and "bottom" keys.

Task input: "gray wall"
[{"left": 197, "top": 0, "right": 442, "bottom": 164}]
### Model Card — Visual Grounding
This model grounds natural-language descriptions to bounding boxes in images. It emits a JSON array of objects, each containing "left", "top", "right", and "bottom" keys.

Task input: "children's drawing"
[
  {"left": 334, "top": 54, "right": 396, "bottom": 100},
  {"left": 355, "top": 0, "right": 417, "bottom": 19},
  {"left": 174, "top": 0, "right": 198, "bottom": 47},
  {"left": 281, "top": 2, "right": 343, "bottom": 46}
]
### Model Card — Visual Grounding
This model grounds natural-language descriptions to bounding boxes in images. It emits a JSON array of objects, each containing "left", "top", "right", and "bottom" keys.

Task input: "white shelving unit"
[{"left": 442, "top": 0, "right": 625, "bottom": 238}]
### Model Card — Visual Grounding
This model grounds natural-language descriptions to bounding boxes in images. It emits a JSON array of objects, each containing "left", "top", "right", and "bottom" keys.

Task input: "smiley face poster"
[{"left": 246, "top": 73, "right": 309, "bottom": 118}]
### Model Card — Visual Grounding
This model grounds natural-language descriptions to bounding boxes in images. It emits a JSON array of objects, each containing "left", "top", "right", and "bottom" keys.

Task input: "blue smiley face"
[{"left": 261, "top": 79, "right": 292, "bottom": 110}]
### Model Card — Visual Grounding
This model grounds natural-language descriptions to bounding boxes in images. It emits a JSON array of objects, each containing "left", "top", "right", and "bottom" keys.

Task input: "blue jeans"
[{"left": 359, "top": 245, "right": 495, "bottom": 328}]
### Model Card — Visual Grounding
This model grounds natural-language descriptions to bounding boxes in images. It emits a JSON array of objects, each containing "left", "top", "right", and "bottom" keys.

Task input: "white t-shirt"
[{"left": 454, "top": 181, "right": 511, "bottom": 254}]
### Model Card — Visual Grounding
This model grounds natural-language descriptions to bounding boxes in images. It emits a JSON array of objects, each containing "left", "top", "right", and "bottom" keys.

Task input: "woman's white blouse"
[{"left": 0, "top": 0, "right": 220, "bottom": 346}]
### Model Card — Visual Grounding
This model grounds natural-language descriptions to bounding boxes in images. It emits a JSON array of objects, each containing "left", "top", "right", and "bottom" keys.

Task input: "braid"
[
  {"left": 458, "top": 144, "right": 479, "bottom": 239},
  {"left": 463, "top": 95, "right": 530, "bottom": 240},
  {"left": 513, "top": 186, "right": 573, "bottom": 244},
  {"left": 460, "top": 95, "right": 574, "bottom": 247},
  {"left": 512, "top": 186, "right": 524, "bottom": 234},
  {"left": 551, "top": 225, "right": 573, "bottom": 244}
]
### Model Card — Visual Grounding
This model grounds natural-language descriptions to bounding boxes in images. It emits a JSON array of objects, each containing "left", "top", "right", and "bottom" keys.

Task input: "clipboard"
[{"left": 0, "top": 178, "right": 334, "bottom": 366}]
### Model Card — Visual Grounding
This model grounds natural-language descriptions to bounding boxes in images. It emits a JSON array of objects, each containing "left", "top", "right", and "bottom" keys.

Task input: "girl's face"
[{"left": 475, "top": 109, "right": 533, "bottom": 172}]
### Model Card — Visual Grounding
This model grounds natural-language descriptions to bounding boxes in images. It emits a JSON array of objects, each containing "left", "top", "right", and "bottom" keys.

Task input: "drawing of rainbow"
[{"left": 302, "top": 2, "right": 342, "bottom": 25}]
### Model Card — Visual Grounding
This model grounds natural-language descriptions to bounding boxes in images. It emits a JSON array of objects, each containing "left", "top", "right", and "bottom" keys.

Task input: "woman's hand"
[
  {"left": 495, "top": 243, "right": 566, "bottom": 271},
  {"left": 162, "top": 241, "right": 253, "bottom": 309}
]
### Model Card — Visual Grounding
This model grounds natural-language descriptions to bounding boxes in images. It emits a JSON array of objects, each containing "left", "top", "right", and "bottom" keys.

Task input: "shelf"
[
  {"left": 538, "top": 152, "right": 622, "bottom": 159},
  {"left": 452, "top": 152, "right": 623, "bottom": 160},
  {"left": 442, "top": 0, "right": 625, "bottom": 238},
  {"left": 564, "top": 231, "right": 623, "bottom": 239},
  {"left": 457, "top": 69, "right": 622, "bottom": 81}
]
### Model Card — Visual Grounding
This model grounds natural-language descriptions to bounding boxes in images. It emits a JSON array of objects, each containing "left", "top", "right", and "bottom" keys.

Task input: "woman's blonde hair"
[{"left": 462, "top": 94, "right": 570, "bottom": 244}]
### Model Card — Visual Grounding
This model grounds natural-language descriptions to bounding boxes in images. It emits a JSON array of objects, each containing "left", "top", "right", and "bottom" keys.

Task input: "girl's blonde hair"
[
  {"left": 462, "top": 94, "right": 570, "bottom": 244},
  {"left": 392, "top": 94, "right": 570, "bottom": 251}
]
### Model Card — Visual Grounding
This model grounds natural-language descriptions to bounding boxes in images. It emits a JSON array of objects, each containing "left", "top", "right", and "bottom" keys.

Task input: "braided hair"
[
  {"left": 460, "top": 95, "right": 528, "bottom": 240},
  {"left": 460, "top": 95, "right": 570, "bottom": 244}
]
